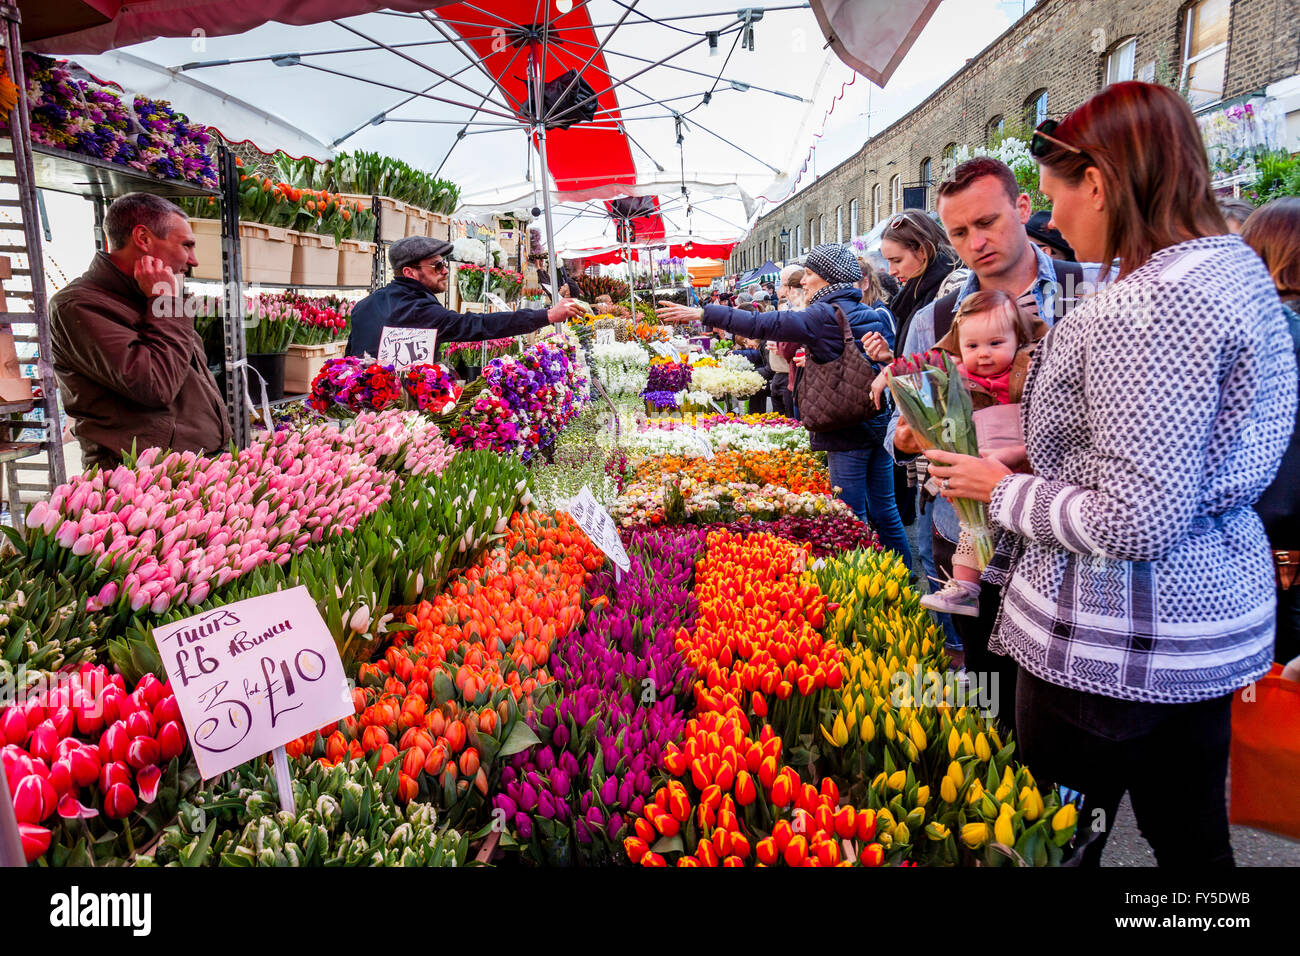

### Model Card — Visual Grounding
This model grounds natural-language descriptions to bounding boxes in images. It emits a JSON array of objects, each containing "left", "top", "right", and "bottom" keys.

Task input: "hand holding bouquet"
[{"left": 886, "top": 349, "right": 994, "bottom": 568}]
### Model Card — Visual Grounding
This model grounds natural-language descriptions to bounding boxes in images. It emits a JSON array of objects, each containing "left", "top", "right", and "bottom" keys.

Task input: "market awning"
[
  {"left": 809, "top": 0, "right": 943, "bottom": 86},
  {"left": 669, "top": 241, "right": 735, "bottom": 260}
]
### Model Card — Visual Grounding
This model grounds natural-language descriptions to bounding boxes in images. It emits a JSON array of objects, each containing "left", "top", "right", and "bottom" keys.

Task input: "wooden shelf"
[
  {"left": 0, "top": 440, "right": 41, "bottom": 463},
  {"left": 0, "top": 398, "right": 35, "bottom": 416},
  {"left": 32, "top": 145, "right": 219, "bottom": 200}
]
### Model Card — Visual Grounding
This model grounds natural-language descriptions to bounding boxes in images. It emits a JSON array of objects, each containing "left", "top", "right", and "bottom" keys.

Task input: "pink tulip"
[
  {"left": 57, "top": 792, "right": 99, "bottom": 820},
  {"left": 12, "top": 774, "right": 57, "bottom": 823},
  {"left": 54, "top": 520, "right": 79, "bottom": 549},
  {"left": 24, "top": 500, "right": 48, "bottom": 530},
  {"left": 103, "top": 781, "right": 137, "bottom": 819}
]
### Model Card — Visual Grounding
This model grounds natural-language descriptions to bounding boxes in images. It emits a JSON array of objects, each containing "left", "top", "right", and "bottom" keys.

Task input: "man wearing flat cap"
[{"left": 346, "top": 236, "right": 585, "bottom": 359}]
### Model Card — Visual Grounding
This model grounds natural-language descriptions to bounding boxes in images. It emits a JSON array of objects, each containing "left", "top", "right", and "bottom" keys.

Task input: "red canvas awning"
[
  {"left": 604, "top": 196, "right": 665, "bottom": 243},
  {"left": 669, "top": 241, "right": 736, "bottom": 260}
]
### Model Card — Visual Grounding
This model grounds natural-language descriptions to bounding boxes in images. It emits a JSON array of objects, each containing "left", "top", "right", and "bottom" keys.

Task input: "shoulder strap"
[
  {"left": 932, "top": 290, "right": 960, "bottom": 344},
  {"left": 1051, "top": 260, "right": 1086, "bottom": 317},
  {"left": 832, "top": 304, "right": 854, "bottom": 345}
]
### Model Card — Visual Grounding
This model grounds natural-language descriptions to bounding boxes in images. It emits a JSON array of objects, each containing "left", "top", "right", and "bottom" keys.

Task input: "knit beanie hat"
[{"left": 804, "top": 243, "right": 863, "bottom": 285}]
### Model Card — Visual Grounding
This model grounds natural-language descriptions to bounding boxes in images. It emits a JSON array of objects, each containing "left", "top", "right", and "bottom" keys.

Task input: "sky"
[{"left": 37, "top": 0, "right": 1037, "bottom": 287}]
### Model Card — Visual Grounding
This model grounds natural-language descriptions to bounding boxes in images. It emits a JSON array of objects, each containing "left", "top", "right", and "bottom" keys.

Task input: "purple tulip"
[
  {"left": 552, "top": 723, "right": 570, "bottom": 749},
  {"left": 515, "top": 813, "right": 534, "bottom": 840},
  {"left": 495, "top": 794, "right": 517, "bottom": 819},
  {"left": 600, "top": 776, "right": 618, "bottom": 805},
  {"left": 538, "top": 790, "right": 557, "bottom": 820}
]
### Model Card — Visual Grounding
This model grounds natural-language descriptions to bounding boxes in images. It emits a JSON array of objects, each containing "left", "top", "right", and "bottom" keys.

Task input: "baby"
[{"left": 920, "top": 289, "right": 1040, "bottom": 617}]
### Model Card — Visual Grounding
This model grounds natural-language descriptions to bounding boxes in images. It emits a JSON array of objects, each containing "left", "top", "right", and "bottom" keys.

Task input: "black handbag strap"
[{"left": 831, "top": 304, "right": 855, "bottom": 346}]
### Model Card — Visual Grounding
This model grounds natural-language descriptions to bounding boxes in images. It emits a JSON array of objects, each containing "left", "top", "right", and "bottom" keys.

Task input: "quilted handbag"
[{"left": 795, "top": 304, "right": 881, "bottom": 432}]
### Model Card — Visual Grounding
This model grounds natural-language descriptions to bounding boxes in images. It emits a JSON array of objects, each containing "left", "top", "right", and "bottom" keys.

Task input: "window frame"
[
  {"left": 836, "top": 205, "right": 844, "bottom": 244},
  {"left": 1024, "top": 89, "right": 1048, "bottom": 128},
  {"left": 889, "top": 174, "right": 902, "bottom": 215},
  {"left": 849, "top": 198, "right": 859, "bottom": 237},
  {"left": 1106, "top": 36, "right": 1137, "bottom": 85},
  {"left": 872, "top": 184, "right": 883, "bottom": 224},
  {"left": 1180, "top": 0, "right": 1230, "bottom": 110}
]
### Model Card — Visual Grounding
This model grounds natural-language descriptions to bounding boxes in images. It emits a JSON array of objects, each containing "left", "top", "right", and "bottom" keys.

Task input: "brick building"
[{"left": 731, "top": 0, "right": 1300, "bottom": 275}]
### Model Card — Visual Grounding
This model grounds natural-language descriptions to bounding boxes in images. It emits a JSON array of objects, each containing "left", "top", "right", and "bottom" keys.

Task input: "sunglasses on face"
[
  {"left": 421, "top": 258, "right": 450, "bottom": 273},
  {"left": 1030, "top": 119, "right": 1084, "bottom": 159}
]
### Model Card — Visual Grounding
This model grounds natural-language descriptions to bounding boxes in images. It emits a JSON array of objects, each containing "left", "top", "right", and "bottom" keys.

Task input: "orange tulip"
[
  {"left": 734, "top": 770, "right": 758, "bottom": 806},
  {"left": 860, "top": 842, "right": 885, "bottom": 867},
  {"left": 784, "top": 834, "right": 808, "bottom": 867},
  {"left": 856, "top": 808, "right": 877, "bottom": 843},
  {"left": 624, "top": 836, "right": 649, "bottom": 864},
  {"left": 756, "top": 836, "right": 778, "bottom": 865}
]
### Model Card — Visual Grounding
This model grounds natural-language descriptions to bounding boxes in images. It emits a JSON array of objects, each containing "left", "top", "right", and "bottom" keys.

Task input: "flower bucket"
[
  {"left": 240, "top": 223, "right": 294, "bottom": 285},
  {"left": 427, "top": 211, "right": 452, "bottom": 242},
  {"left": 288, "top": 230, "right": 339, "bottom": 286},
  {"left": 406, "top": 206, "right": 432, "bottom": 238},
  {"left": 246, "top": 351, "right": 287, "bottom": 402},
  {"left": 337, "top": 238, "right": 376, "bottom": 286},
  {"left": 377, "top": 197, "right": 408, "bottom": 242},
  {"left": 284, "top": 341, "right": 347, "bottom": 394},
  {"left": 188, "top": 217, "right": 224, "bottom": 281}
]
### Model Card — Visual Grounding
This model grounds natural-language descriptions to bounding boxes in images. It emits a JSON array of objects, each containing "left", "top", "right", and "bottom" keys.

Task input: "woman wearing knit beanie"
[{"left": 658, "top": 243, "right": 913, "bottom": 568}]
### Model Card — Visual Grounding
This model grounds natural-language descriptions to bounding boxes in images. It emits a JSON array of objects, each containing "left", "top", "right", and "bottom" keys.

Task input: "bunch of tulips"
[
  {"left": 2, "top": 664, "right": 192, "bottom": 864},
  {"left": 287, "top": 511, "right": 603, "bottom": 826},
  {"left": 495, "top": 527, "right": 706, "bottom": 864}
]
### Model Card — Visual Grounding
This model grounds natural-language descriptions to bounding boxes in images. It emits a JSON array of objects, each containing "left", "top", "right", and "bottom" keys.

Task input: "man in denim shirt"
[{"left": 886, "top": 158, "right": 1099, "bottom": 722}]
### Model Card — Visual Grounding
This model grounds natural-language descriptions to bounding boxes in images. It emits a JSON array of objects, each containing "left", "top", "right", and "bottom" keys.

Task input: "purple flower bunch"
[
  {"left": 493, "top": 527, "right": 708, "bottom": 865},
  {"left": 453, "top": 342, "right": 588, "bottom": 458},
  {"left": 23, "top": 53, "right": 216, "bottom": 187},
  {"left": 644, "top": 361, "right": 692, "bottom": 394},
  {"left": 641, "top": 390, "right": 681, "bottom": 411}
]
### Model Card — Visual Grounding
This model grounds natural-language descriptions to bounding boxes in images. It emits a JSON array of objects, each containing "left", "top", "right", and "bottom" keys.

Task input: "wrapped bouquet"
[{"left": 886, "top": 349, "right": 994, "bottom": 568}]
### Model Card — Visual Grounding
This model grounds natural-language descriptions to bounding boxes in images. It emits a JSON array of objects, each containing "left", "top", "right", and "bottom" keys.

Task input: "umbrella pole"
[{"left": 529, "top": 45, "right": 561, "bottom": 298}]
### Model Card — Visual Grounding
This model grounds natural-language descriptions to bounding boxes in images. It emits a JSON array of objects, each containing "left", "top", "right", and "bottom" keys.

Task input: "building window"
[
  {"left": 794, "top": 224, "right": 802, "bottom": 254},
  {"left": 809, "top": 217, "right": 816, "bottom": 249},
  {"left": 872, "top": 184, "right": 883, "bottom": 224},
  {"left": 836, "top": 205, "right": 844, "bottom": 243},
  {"left": 890, "top": 175, "right": 902, "bottom": 215},
  {"left": 849, "top": 198, "right": 859, "bottom": 237},
  {"left": 986, "top": 115, "right": 1005, "bottom": 142},
  {"left": 1181, "top": 0, "right": 1229, "bottom": 109},
  {"left": 1106, "top": 36, "right": 1137, "bottom": 85},
  {"left": 1024, "top": 89, "right": 1048, "bottom": 128},
  {"left": 941, "top": 142, "right": 959, "bottom": 179}
]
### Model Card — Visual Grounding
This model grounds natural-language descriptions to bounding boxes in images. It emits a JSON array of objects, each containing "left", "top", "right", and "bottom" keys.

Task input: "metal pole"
[
  {"left": 0, "top": 760, "right": 24, "bottom": 867},
  {"left": 530, "top": 46, "right": 561, "bottom": 297},
  {"left": 219, "top": 144, "right": 250, "bottom": 448}
]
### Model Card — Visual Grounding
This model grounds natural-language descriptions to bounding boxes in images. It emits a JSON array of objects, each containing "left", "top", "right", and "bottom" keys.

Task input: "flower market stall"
[{"left": 0, "top": 308, "right": 1082, "bottom": 870}]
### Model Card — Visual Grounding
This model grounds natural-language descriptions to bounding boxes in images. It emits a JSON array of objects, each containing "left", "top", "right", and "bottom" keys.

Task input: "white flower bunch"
[
  {"left": 707, "top": 422, "right": 810, "bottom": 453},
  {"left": 721, "top": 352, "right": 757, "bottom": 372},
  {"left": 623, "top": 427, "right": 706, "bottom": 459},
  {"left": 451, "top": 237, "right": 487, "bottom": 266},
  {"left": 691, "top": 365, "right": 765, "bottom": 400},
  {"left": 591, "top": 341, "right": 650, "bottom": 366}
]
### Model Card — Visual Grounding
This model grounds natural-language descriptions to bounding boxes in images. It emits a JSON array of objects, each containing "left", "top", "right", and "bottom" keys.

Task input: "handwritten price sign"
[
  {"left": 153, "top": 587, "right": 353, "bottom": 779},
  {"left": 564, "top": 486, "right": 630, "bottom": 574},
  {"left": 377, "top": 326, "right": 439, "bottom": 369}
]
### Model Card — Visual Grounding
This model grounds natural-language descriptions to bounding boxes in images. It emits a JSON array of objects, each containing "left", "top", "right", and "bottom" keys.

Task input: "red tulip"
[
  {"left": 1, "top": 707, "right": 28, "bottom": 745},
  {"left": 153, "top": 694, "right": 181, "bottom": 727},
  {"left": 125, "top": 710, "right": 156, "bottom": 740},
  {"left": 157, "top": 721, "right": 185, "bottom": 762},
  {"left": 860, "top": 842, "right": 885, "bottom": 867},
  {"left": 834, "top": 805, "right": 857, "bottom": 840},
  {"left": 98, "top": 686, "right": 123, "bottom": 726},
  {"left": 55, "top": 737, "right": 79, "bottom": 759},
  {"left": 856, "top": 808, "right": 876, "bottom": 843},
  {"left": 12, "top": 774, "right": 57, "bottom": 823},
  {"left": 125, "top": 736, "right": 160, "bottom": 770},
  {"left": 136, "top": 673, "right": 165, "bottom": 709},
  {"left": 755, "top": 836, "right": 778, "bottom": 865},
  {"left": 19, "top": 823, "right": 50, "bottom": 863},
  {"left": 73, "top": 693, "right": 104, "bottom": 736},
  {"left": 734, "top": 770, "right": 758, "bottom": 806},
  {"left": 136, "top": 764, "right": 162, "bottom": 803},
  {"left": 784, "top": 834, "right": 808, "bottom": 867},
  {"left": 103, "top": 782, "right": 137, "bottom": 819},
  {"left": 68, "top": 746, "right": 100, "bottom": 788},
  {"left": 98, "top": 722, "right": 129, "bottom": 764},
  {"left": 99, "top": 760, "right": 130, "bottom": 793},
  {"left": 47, "top": 758, "right": 73, "bottom": 796},
  {"left": 48, "top": 706, "right": 74, "bottom": 739},
  {"left": 28, "top": 720, "right": 60, "bottom": 763}
]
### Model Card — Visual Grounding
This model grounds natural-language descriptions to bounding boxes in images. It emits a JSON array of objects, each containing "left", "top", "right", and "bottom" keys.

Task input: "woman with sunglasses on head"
[
  {"left": 347, "top": 236, "right": 586, "bottom": 360},
  {"left": 924, "top": 82, "right": 1298, "bottom": 866},
  {"left": 867, "top": 211, "right": 959, "bottom": 364}
]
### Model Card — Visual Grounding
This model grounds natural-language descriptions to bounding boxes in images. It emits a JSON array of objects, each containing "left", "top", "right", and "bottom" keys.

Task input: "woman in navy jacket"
[{"left": 657, "top": 244, "right": 912, "bottom": 568}]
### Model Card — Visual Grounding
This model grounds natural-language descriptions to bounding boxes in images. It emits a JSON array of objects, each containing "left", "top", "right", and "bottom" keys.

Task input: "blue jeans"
[
  {"left": 828, "top": 446, "right": 913, "bottom": 570},
  {"left": 917, "top": 501, "right": 961, "bottom": 649}
]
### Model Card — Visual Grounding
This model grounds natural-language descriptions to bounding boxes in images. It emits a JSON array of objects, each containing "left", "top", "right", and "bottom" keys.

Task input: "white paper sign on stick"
[
  {"left": 486, "top": 293, "right": 510, "bottom": 311},
  {"left": 153, "top": 587, "right": 354, "bottom": 779},
  {"left": 648, "top": 340, "right": 677, "bottom": 359},
  {"left": 564, "top": 485, "right": 631, "bottom": 574},
  {"left": 595, "top": 329, "right": 616, "bottom": 345},
  {"left": 377, "top": 326, "right": 438, "bottom": 369},
  {"left": 690, "top": 429, "right": 715, "bottom": 460}
]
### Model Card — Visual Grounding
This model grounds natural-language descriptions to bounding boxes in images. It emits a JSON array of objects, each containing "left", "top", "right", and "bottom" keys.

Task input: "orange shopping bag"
[{"left": 1229, "top": 663, "right": 1300, "bottom": 839}]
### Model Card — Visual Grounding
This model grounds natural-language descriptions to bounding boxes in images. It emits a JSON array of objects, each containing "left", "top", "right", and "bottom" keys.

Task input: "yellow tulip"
[
  {"left": 947, "top": 728, "right": 960, "bottom": 759},
  {"left": 830, "top": 712, "right": 849, "bottom": 747},
  {"left": 885, "top": 579, "right": 899, "bottom": 602},
  {"left": 909, "top": 720, "right": 927, "bottom": 752},
  {"left": 940, "top": 776, "right": 958, "bottom": 804},
  {"left": 1020, "top": 786, "right": 1043, "bottom": 822},
  {"left": 926, "top": 822, "right": 951, "bottom": 841},
  {"left": 887, "top": 770, "right": 907, "bottom": 792},
  {"left": 994, "top": 783, "right": 1012, "bottom": 803},
  {"left": 893, "top": 821, "right": 910, "bottom": 845},
  {"left": 1052, "top": 803, "right": 1077, "bottom": 833},
  {"left": 975, "top": 733, "right": 991, "bottom": 761},
  {"left": 947, "top": 760, "right": 964, "bottom": 791},
  {"left": 884, "top": 714, "right": 896, "bottom": 741},
  {"left": 961, "top": 822, "right": 990, "bottom": 849},
  {"left": 913, "top": 787, "right": 930, "bottom": 809},
  {"left": 860, "top": 715, "right": 875, "bottom": 742},
  {"left": 994, "top": 805, "right": 1016, "bottom": 847},
  {"left": 960, "top": 732, "right": 975, "bottom": 756}
]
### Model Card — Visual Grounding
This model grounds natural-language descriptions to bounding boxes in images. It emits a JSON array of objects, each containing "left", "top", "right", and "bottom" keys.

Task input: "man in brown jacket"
[{"left": 49, "top": 192, "right": 231, "bottom": 471}]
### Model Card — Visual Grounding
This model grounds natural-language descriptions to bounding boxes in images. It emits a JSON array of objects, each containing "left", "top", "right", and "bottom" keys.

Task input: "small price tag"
[
  {"left": 153, "top": 587, "right": 354, "bottom": 780},
  {"left": 377, "top": 326, "right": 438, "bottom": 369},
  {"left": 486, "top": 293, "right": 510, "bottom": 311},
  {"left": 563, "top": 486, "right": 630, "bottom": 574},
  {"left": 595, "top": 329, "right": 616, "bottom": 345},
  {"left": 690, "top": 429, "right": 715, "bottom": 460},
  {"left": 649, "top": 340, "right": 677, "bottom": 359}
]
